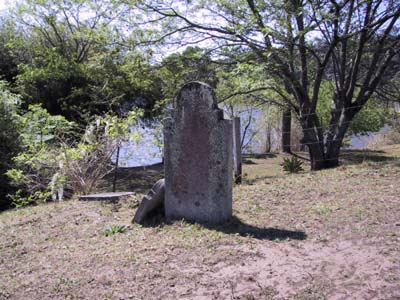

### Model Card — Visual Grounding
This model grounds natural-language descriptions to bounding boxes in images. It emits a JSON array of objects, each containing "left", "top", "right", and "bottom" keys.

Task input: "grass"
[{"left": 0, "top": 147, "right": 399, "bottom": 299}]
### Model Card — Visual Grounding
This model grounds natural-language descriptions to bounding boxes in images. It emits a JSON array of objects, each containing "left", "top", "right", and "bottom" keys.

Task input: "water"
[
  {"left": 115, "top": 124, "right": 162, "bottom": 167},
  {"left": 349, "top": 124, "right": 391, "bottom": 149},
  {"left": 117, "top": 113, "right": 391, "bottom": 167}
]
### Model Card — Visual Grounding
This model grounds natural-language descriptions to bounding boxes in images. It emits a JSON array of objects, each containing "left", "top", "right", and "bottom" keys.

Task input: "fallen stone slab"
[
  {"left": 133, "top": 179, "right": 165, "bottom": 224},
  {"left": 79, "top": 192, "right": 134, "bottom": 202}
]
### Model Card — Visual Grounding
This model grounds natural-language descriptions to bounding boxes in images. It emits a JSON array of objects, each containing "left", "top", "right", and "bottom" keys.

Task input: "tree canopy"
[{"left": 134, "top": 0, "right": 400, "bottom": 169}]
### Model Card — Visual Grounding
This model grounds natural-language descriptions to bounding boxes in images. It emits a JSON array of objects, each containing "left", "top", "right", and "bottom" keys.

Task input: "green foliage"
[
  {"left": 19, "top": 104, "right": 76, "bottom": 148},
  {"left": 0, "top": 81, "right": 22, "bottom": 209},
  {"left": 349, "top": 100, "right": 392, "bottom": 135},
  {"left": 0, "top": 21, "right": 19, "bottom": 82},
  {"left": 3, "top": 0, "right": 162, "bottom": 123},
  {"left": 57, "top": 110, "right": 143, "bottom": 195},
  {"left": 101, "top": 225, "right": 127, "bottom": 236},
  {"left": 281, "top": 157, "right": 304, "bottom": 173},
  {"left": 316, "top": 81, "right": 394, "bottom": 135},
  {"left": 341, "top": 138, "right": 351, "bottom": 148},
  {"left": 6, "top": 105, "right": 143, "bottom": 207},
  {"left": 6, "top": 105, "right": 76, "bottom": 207},
  {"left": 157, "top": 47, "right": 218, "bottom": 103}
]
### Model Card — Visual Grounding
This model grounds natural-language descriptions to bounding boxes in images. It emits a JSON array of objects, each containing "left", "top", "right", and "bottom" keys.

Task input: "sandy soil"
[{"left": 1, "top": 148, "right": 399, "bottom": 300}]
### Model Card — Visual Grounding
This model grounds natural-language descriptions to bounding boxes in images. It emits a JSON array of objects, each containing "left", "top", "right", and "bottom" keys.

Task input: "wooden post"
[
  {"left": 282, "top": 108, "right": 292, "bottom": 153},
  {"left": 112, "top": 146, "right": 120, "bottom": 192},
  {"left": 233, "top": 117, "right": 242, "bottom": 184}
]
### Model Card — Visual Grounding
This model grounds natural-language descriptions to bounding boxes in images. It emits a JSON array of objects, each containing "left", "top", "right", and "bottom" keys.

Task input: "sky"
[{"left": 0, "top": 0, "right": 15, "bottom": 14}]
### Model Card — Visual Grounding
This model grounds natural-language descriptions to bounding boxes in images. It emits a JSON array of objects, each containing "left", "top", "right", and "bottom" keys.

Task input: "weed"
[
  {"left": 311, "top": 203, "right": 333, "bottom": 216},
  {"left": 384, "top": 273, "right": 399, "bottom": 283},
  {"left": 53, "top": 276, "right": 74, "bottom": 293},
  {"left": 101, "top": 224, "right": 127, "bottom": 236},
  {"left": 281, "top": 157, "right": 304, "bottom": 173}
]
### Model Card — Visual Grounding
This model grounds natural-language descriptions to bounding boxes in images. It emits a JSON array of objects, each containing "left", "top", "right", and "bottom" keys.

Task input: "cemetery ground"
[{"left": 1, "top": 146, "right": 400, "bottom": 300}]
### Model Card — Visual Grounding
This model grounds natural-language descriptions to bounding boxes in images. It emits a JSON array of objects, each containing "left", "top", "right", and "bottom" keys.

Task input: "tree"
[
  {"left": 0, "top": 21, "right": 19, "bottom": 83},
  {"left": 5, "top": 0, "right": 162, "bottom": 123},
  {"left": 156, "top": 46, "right": 219, "bottom": 102},
  {"left": 134, "top": 0, "right": 400, "bottom": 169}
]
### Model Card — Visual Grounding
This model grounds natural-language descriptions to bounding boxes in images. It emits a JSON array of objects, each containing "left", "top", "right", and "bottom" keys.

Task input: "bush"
[
  {"left": 6, "top": 105, "right": 76, "bottom": 207},
  {"left": 281, "top": 156, "right": 304, "bottom": 173},
  {"left": 60, "top": 111, "right": 142, "bottom": 195},
  {"left": 6, "top": 106, "right": 142, "bottom": 207}
]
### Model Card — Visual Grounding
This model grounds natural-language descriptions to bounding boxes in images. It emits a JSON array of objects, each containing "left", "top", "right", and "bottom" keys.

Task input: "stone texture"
[
  {"left": 164, "top": 81, "right": 233, "bottom": 223},
  {"left": 133, "top": 179, "right": 165, "bottom": 224}
]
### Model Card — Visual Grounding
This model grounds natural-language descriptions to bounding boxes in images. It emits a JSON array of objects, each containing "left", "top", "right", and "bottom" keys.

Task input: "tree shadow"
[
  {"left": 243, "top": 153, "right": 278, "bottom": 159},
  {"left": 244, "top": 175, "right": 281, "bottom": 185},
  {"left": 289, "top": 149, "right": 399, "bottom": 167},
  {"left": 290, "top": 152, "right": 310, "bottom": 161},
  {"left": 340, "top": 149, "right": 398, "bottom": 165},
  {"left": 243, "top": 158, "right": 257, "bottom": 164}
]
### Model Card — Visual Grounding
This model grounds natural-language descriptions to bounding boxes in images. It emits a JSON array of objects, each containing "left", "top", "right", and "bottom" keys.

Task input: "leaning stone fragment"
[{"left": 133, "top": 179, "right": 165, "bottom": 224}]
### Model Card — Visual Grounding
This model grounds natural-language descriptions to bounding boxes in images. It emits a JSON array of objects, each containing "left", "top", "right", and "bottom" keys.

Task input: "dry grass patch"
[{"left": 1, "top": 147, "right": 399, "bottom": 299}]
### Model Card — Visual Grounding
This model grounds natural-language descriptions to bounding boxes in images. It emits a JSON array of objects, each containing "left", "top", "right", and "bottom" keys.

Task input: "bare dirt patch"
[{"left": 1, "top": 148, "right": 399, "bottom": 300}]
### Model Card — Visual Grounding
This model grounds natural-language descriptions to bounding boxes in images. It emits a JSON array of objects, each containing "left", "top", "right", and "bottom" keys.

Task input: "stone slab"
[{"left": 79, "top": 192, "right": 134, "bottom": 202}]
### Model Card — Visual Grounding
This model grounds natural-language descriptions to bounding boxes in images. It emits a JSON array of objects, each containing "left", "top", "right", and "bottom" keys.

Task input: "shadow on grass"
[
  {"left": 204, "top": 216, "right": 307, "bottom": 241},
  {"left": 288, "top": 149, "right": 399, "bottom": 167},
  {"left": 243, "top": 175, "right": 280, "bottom": 185},
  {"left": 243, "top": 153, "right": 278, "bottom": 159},
  {"left": 243, "top": 158, "right": 257, "bottom": 164},
  {"left": 340, "top": 149, "right": 398, "bottom": 165},
  {"left": 140, "top": 214, "right": 307, "bottom": 241}
]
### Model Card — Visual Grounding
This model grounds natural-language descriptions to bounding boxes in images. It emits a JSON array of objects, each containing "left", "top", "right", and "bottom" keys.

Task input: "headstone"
[
  {"left": 233, "top": 117, "right": 242, "bottom": 184},
  {"left": 133, "top": 179, "right": 165, "bottom": 224},
  {"left": 164, "top": 82, "right": 233, "bottom": 223}
]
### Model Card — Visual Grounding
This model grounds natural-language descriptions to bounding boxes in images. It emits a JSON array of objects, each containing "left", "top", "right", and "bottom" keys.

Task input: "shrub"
[
  {"left": 6, "top": 105, "right": 76, "bottom": 206},
  {"left": 6, "top": 106, "right": 143, "bottom": 207},
  {"left": 281, "top": 156, "right": 304, "bottom": 173},
  {"left": 60, "top": 110, "right": 142, "bottom": 195}
]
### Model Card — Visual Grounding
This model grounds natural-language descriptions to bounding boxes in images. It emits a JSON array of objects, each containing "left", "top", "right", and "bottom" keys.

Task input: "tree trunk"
[
  {"left": 282, "top": 108, "right": 291, "bottom": 153},
  {"left": 307, "top": 142, "right": 326, "bottom": 170},
  {"left": 304, "top": 111, "right": 354, "bottom": 170},
  {"left": 300, "top": 113, "right": 327, "bottom": 171}
]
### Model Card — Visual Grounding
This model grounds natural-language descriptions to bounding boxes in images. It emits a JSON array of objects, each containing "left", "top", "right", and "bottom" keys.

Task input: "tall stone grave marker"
[{"left": 164, "top": 82, "right": 233, "bottom": 223}]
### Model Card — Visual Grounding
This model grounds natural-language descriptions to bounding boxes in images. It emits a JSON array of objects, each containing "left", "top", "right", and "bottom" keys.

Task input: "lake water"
[
  {"left": 117, "top": 116, "right": 390, "bottom": 167},
  {"left": 116, "top": 125, "right": 163, "bottom": 167}
]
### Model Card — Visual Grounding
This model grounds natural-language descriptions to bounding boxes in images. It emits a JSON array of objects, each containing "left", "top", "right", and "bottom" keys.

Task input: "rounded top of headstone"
[{"left": 176, "top": 81, "right": 217, "bottom": 111}]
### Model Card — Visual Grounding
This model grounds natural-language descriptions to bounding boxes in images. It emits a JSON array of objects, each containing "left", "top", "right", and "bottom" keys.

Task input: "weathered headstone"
[
  {"left": 164, "top": 82, "right": 233, "bottom": 223},
  {"left": 232, "top": 117, "right": 242, "bottom": 184}
]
